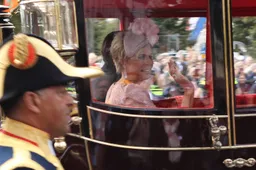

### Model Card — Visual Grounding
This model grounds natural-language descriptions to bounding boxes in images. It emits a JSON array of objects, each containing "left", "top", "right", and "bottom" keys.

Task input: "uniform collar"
[{"left": 1, "top": 117, "right": 55, "bottom": 156}]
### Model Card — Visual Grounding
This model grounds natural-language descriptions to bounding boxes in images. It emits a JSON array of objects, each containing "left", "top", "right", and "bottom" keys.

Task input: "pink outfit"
[{"left": 105, "top": 81, "right": 155, "bottom": 107}]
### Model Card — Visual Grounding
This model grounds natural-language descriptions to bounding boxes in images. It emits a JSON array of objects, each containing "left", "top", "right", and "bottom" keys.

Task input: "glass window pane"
[
  {"left": 233, "top": 17, "right": 256, "bottom": 108},
  {"left": 89, "top": 17, "right": 213, "bottom": 109}
]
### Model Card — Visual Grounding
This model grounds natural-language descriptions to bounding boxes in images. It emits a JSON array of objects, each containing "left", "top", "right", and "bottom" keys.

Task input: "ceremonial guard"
[{"left": 0, "top": 33, "right": 103, "bottom": 170}]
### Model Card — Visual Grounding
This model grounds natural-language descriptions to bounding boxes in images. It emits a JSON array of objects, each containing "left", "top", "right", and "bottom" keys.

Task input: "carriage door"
[{"left": 81, "top": 0, "right": 256, "bottom": 169}]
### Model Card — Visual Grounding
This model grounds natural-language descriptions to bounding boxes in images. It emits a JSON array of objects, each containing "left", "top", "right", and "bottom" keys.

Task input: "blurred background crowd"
[{"left": 90, "top": 48, "right": 256, "bottom": 103}]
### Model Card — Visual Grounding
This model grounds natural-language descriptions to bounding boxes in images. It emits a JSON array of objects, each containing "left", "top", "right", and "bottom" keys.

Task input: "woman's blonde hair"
[{"left": 110, "top": 32, "right": 126, "bottom": 73}]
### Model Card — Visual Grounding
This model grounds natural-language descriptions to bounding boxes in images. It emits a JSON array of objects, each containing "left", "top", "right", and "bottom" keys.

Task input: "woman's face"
[{"left": 124, "top": 45, "right": 153, "bottom": 82}]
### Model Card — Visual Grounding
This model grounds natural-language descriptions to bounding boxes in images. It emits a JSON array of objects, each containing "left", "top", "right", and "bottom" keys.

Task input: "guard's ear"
[{"left": 23, "top": 91, "right": 41, "bottom": 114}]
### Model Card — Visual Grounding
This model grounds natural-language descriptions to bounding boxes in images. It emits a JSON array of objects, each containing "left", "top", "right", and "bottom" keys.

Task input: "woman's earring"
[
  {"left": 123, "top": 65, "right": 128, "bottom": 79},
  {"left": 124, "top": 69, "right": 127, "bottom": 79}
]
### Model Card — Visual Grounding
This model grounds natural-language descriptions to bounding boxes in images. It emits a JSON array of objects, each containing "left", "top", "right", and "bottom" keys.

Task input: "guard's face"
[
  {"left": 38, "top": 86, "right": 73, "bottom": 138},
  {"left": 125, "top": 45, "right": 153, "bottom": 82}
]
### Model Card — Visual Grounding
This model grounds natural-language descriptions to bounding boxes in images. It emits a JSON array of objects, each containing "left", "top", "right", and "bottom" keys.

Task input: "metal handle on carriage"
[{"left": 209, "top": 115, "right": 227, "bottom": 150}]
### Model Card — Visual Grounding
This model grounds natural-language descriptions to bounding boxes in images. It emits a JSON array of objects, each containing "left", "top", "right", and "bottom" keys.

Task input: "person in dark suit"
[
  {"left": 91, "top": 31, "right": 121, "bottom": 103},
  {"left": 0, "top": 33, "right": 103, "bottom": 170}
]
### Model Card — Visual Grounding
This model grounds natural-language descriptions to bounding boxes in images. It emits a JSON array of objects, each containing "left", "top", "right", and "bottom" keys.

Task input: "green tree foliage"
[
  {"left": 232, "top": 17, "right": 256, "bottom": 58},
  {"left": 87, "top": 19, "right": 119, "bottom": 56},
  {"left": 153, "top": 18, "right": 191, "bottom": 52},
  {"left": 10, "top": 12, "right": 21, "bottom": 33}
]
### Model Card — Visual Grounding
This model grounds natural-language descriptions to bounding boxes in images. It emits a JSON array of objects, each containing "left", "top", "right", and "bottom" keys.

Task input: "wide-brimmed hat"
[{"left": 0, "top": 33, "right": 104, "bottom": 103}]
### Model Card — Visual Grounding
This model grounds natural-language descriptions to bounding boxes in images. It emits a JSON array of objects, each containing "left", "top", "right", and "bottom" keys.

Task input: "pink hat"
[{"left": 124, "top": 18, "right": 159, "bottom": 58}]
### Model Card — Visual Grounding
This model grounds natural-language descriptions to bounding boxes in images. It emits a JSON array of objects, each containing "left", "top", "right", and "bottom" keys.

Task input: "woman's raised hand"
[
  {"left": 168, "top": 58, "right": 194, "bottom": 107},
  {"left": 168, "top": 59, "right": 178, "bottom": 78}
]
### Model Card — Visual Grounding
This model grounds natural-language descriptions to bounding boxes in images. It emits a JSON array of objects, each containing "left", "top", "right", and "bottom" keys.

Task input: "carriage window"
[
  {"left": 233, "top": 17, "right": 256, "bottom": 108},
  {"left": 86, "top": 18, "right": 120, "bottom": 101},
  {"left": 90, "top": 17, "right": 212, "bottom": 109}
]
